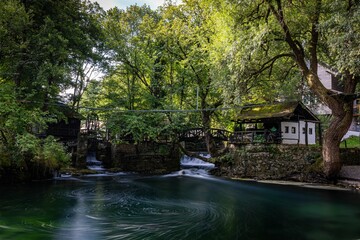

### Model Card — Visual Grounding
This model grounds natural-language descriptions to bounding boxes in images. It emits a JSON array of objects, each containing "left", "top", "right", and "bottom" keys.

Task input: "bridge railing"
[
  {"left": 179, "top": 128, "right": 283, "bottom": 144},
  {"left": 210, "top": 128, "right": 232, "bottom": 140},
  {"left": 179, "top": 128, "right": 232, "bottom": 141},
  {"left": 110, "top": 128, "right": 283, "bottom": 144},
  {"left": 179, "top": 128, "right": 281, "bottom": 142}
]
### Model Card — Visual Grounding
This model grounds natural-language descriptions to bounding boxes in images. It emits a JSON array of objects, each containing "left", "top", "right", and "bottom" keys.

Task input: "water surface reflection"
[{"left": 1, "top": 173, "right": 360, "bottom": 240}]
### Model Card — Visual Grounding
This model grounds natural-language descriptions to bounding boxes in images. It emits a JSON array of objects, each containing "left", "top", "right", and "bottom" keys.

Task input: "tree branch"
[
  {"left": 309, "top": 0, "right": 321, "bottom": 73},
  {"left": 265, "top": 0, "right": 308, "bottom": 73},
  {"left": 265, "top": 0, "right": 338, "bottom": 106},
  {"left": 0, "top": 129, "right": 8, "bottom": 145},
  {"left": 251, "top": 53, "right": 293, "bottom": 77}
]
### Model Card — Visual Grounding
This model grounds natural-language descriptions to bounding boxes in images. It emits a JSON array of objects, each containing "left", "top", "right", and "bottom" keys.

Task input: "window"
[
  {"left": 291, "top": 127, "right": 296, "bottom": 134},
  {"left": 309, "top": 128, "right": 313, "bottom": 135},
  {"left": 285, "top": 126, "right": 289, "bottom": 133},
  {"left": 302, "top": 127, "right": 306, "bottom": 134}
]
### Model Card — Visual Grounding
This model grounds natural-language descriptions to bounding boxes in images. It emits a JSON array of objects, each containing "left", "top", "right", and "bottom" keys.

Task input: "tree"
[
  {"left": 0, "top": 0, "right": 104, "bottom": 181},
  {"left": 67, "top": 1, "right": 107, "bottom": 111},
  {"left": 157, "top": 1, "right": 226, "bottom": 155},
  {"left": 226, "top": 0, "right": 360, "bottom": 178},
  {"left": 97, "top": 5, "right": 200, "bottom": 142},
  {"left": 102, "top": 5, "right": 166, "bottom": 110},
  {"left": 0, "top": 0, "right": 105, "bottom": 111}
]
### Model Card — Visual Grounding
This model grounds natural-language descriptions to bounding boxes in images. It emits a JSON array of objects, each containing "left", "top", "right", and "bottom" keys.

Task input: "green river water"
[{"left": 1, "top": 170, "right": 360, "bottom": 240}]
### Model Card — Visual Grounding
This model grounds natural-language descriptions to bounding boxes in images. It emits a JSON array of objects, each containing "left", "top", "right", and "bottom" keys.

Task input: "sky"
[{"left": 90, "top": 0, "right": 166, "bottom": 10}]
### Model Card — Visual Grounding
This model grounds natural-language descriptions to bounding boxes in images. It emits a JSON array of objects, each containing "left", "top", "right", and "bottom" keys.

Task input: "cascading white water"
[
  {"left": 177, "top": 154, "right": 215, "bottom": 177},
  {"left": 180, "top": 153, "right": 214, "bottom": 169},
  {"left": 86, "top": 152, "right": 105, "bottom": 171}
]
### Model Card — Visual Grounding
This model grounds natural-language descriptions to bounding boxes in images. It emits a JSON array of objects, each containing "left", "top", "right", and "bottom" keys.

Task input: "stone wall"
[
  {"left": 111, "top": 142, "right": 180, "bottom": 174},
  {"left": 339, "top": 148, "right": 360, "bottom": 181},
  {"left": 97, "top": 140, "right": 112, "bottom": 168},
  {"left": 340, "top": 148, "right": 360, "bottom": 165},
  {"left": 75, "top": 133, "right": 87, "bottom": 168},
  {"left": 211, "top": 144, "right": 325, "bottom": 182}
]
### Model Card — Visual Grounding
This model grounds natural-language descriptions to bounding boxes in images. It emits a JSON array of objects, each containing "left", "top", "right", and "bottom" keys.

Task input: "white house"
[{"left": 234, "top": 101, "right": 320, "bottom": 145}]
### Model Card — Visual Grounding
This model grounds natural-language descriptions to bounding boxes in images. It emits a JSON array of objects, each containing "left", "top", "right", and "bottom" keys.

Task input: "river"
[{"left": 1, "top": 156, "right": 360, "bottom": 240}]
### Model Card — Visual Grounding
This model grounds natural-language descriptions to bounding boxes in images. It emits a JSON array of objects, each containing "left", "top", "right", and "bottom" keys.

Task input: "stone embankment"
[
  {"left": 212, "top": 144, "right": 324, "bottom": 182},
  {"left": 111, "top": 142, "right": 180, "bottom": 174},
  {"left": 338, "top": 148, "right": 360, "bottom": 191},
  {"left": 212, "top": 144, "right": 360, "bottom": 191}
]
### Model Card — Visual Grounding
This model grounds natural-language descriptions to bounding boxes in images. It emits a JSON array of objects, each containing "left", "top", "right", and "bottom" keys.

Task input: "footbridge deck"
[{"left": 179, "top": 128, "right": 281, "bottom": 144}]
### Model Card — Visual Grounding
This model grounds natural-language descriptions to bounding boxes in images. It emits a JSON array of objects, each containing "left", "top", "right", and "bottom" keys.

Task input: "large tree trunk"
[
  {"left": 306, "top": 73, "right": 356, "bottom": 179},
  {"left": 322, "top": 101, "right": 354, "bottom": 179}
]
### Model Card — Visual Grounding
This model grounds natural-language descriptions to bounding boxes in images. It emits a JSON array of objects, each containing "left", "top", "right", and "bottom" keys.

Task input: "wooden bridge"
[
  {"left": 179, "top": 128, "right": 281, "bottom": 144},
  {"left": 178, "top": 128, "right": 231, "bottom": 141},
  {"left": 103, "top": 127, "right": 282, "bottom": 145}
]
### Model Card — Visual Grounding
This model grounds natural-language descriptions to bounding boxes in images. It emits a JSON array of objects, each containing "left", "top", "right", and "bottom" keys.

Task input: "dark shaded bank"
[
  {"left": 211, "top": 144, "right": 360, "bottom": 190},
  {"left": 111, "top": 142, "right": 181, "bottom": 174},
  {"left": 0, "top": 140, "right": 181, "bottom": 183}
]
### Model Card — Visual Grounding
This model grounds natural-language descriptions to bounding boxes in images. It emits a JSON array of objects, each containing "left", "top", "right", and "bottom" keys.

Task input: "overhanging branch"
[{"left": 250, "top": 53, "right": 293, "bottom": 77}]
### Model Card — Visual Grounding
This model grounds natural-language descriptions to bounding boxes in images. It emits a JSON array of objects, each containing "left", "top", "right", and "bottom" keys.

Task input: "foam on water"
[
  {"left": 180, "top": 154, "right": 214, "bottom": 168},
  {"left": 86, "top": 152, "right": 105, "bottom": 171},
  {"left": 164, "top": 154, "right": 216, "bottom": 178}
]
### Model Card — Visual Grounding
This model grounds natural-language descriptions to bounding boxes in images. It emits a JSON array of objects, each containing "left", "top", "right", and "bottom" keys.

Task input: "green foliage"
[
  {"left": 109, "top": 113, "right": 164, "bottom": 142},
  {"left": 102, "top": 5, "right": 164, "bottom": 110},
  {"left": 319, "top": 1, "right": 360, "bottom": 76},
  {"left": 42, "top": 136, "right": 71, "bottom": 168},
  {"left": 0, "top": 0, "right": 103, "bottom": 180},
  {"left": 106, "top": 112, "right": 193, "bottom": 143},
  {"left": 253, "top": 134, "right": 266, "bottom": 143},
  {"left": 16, "top": 133, "right": 41, "bottom": 156},
  {"left": 1, "top": 0, "right": 359, "bottom": 178},
  {"left": 216, "top": 153, "right": 235, "bottom": 165},
  {"left": 16, "top": 134, "right": 70, "bottom": 169},
  {"left": 0, "top": 81, "right": 47, "bottom": 145},
  {"left": 0, "top": 0, "right": 105, "bottom": 107},
  {"left": 0, "top": 0, "right": 30, "bottom": 76}
]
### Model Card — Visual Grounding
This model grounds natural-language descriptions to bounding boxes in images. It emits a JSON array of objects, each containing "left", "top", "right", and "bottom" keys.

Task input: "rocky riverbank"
[{"left": 211, "top": 144, "right": 360, "bottom": 192}]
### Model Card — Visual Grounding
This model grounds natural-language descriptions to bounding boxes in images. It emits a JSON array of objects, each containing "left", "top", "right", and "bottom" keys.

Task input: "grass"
[{"left": 340, "top": 136, "right": 360, "bottom": 148}]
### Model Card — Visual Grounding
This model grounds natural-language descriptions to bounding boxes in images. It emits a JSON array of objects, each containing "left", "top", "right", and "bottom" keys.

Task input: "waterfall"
[
  {"left": 177, "top": 153, "right": 215, "bottom": 177},
  {"left": 86, "top": 152, "right": 105, "bottom": 171},
  {"left": 180, "top": 153, "right": 214, "bottom": 169}
]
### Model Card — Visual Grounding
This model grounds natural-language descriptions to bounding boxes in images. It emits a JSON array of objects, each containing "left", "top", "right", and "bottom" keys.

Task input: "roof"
[{"left": 234, "top": 101, "right": 319, "bottom": 123}]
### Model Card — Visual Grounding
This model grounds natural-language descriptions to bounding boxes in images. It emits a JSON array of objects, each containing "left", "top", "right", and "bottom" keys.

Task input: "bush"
[
  {"left": 0, "top": 130, "right": 71, "bottom": 182},
  {"left": 42, "top": 136, "right": 71, "bottom": 169},
  {"left": 16, "top": 134, "right": 70, "bottom": 169}
]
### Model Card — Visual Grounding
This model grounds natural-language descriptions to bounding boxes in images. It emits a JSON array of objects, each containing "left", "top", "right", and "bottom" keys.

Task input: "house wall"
[
  {"left": 281, "top": 121, "right": 316, "bottom": 145},
  {"left": 318, "top": 64, "right": 333, "bottom": 89}
]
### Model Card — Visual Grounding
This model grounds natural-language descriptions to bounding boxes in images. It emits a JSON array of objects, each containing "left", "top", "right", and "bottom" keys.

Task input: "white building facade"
[
  {"left": 234, "top": 101, "right": 320, "bottom": 145},
  {"left": 281, "top": 121, "right": 316, "bottom": 145}
]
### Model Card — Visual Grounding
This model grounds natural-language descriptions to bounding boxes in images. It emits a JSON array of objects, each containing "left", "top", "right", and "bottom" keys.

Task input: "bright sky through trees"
[{"left": 90, "top": 0, "right": 166, "bottom": 10}]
